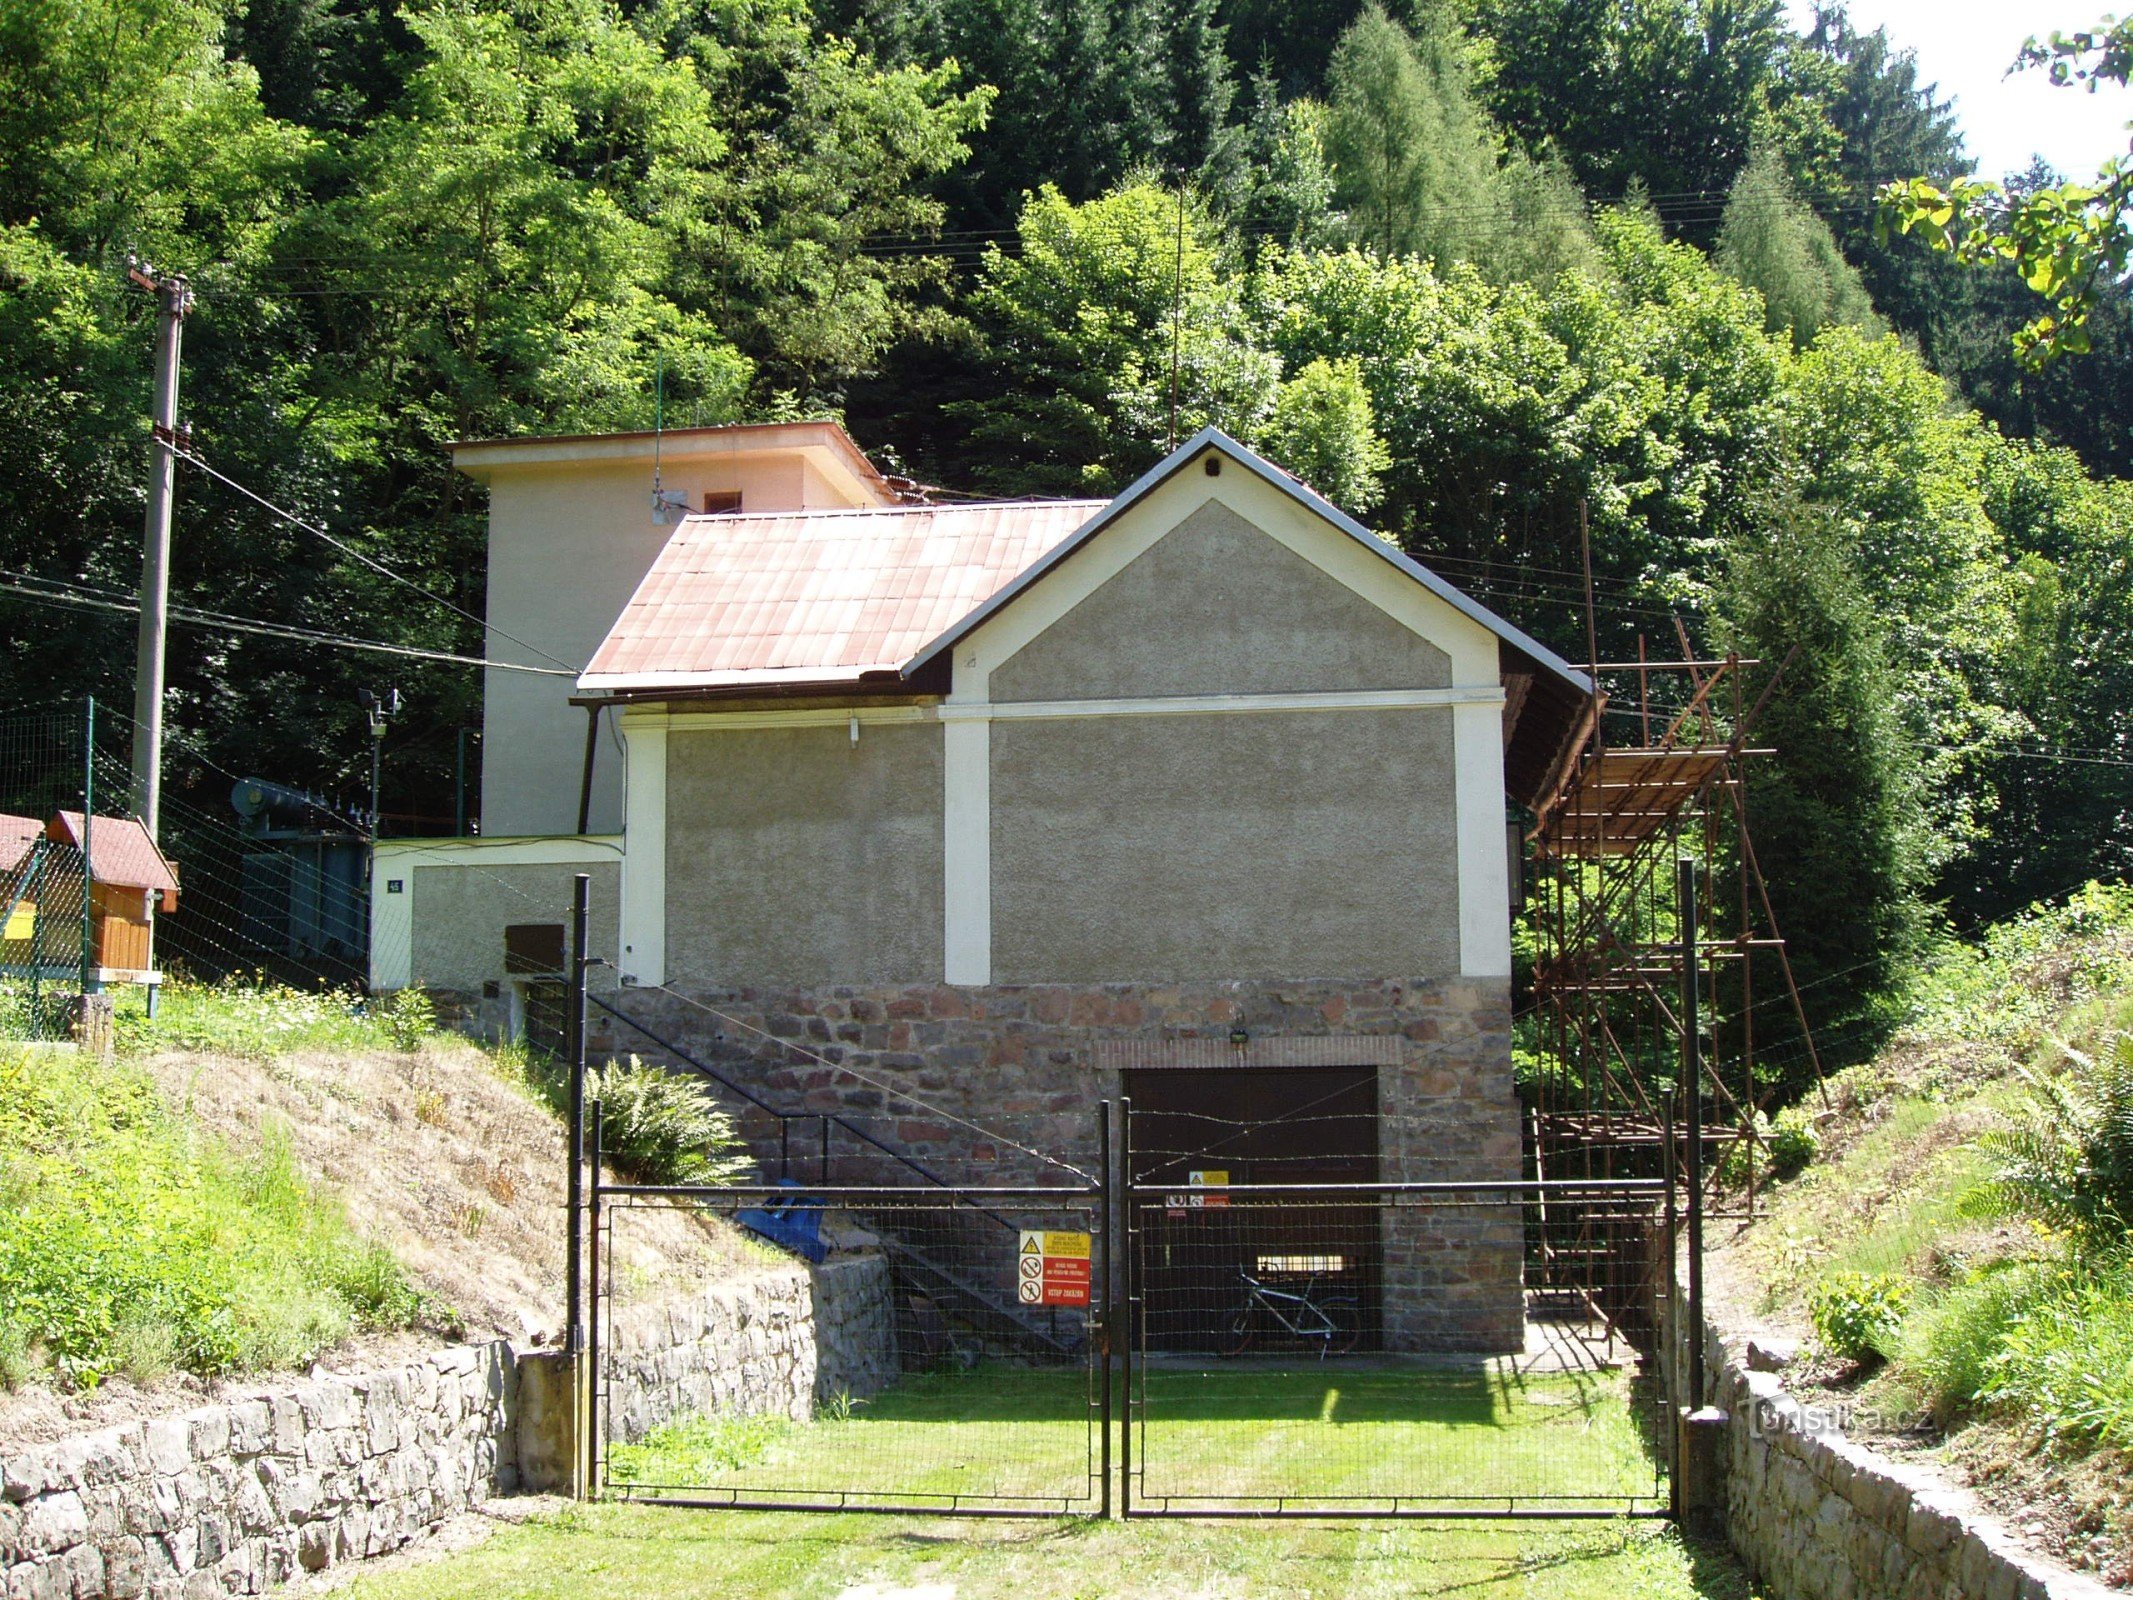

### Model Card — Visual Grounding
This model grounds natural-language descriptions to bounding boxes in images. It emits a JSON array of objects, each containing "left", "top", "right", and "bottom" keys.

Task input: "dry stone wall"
[
  {"left": 0, "top": 1343, "right": 515, "bottom": 1600},
  {"left": 1, "top": 1255, "right": 894, "bottom": 1599},
  {"left": 604, "top": 1255, "right": 896, "bottom": 1443},
  {"left": 1691, "top": 1316, "right": 2120, "bottom": 1599}
]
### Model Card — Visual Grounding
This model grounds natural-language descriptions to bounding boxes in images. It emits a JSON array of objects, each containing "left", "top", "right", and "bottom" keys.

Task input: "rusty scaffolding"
[{"left": 1521, "top": 638, "right": 1823, "bottom": 1314}]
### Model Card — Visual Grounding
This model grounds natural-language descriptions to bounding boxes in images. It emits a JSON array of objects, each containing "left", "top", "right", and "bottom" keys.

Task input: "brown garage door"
[{"left": 1125, "top": 1066, "right": 1379, "bottom": 1351}]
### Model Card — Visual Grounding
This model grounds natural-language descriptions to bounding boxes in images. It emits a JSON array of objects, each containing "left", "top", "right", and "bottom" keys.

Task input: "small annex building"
[{"left": 374, "top": 422, "right": 1592, "bottom": 1352}]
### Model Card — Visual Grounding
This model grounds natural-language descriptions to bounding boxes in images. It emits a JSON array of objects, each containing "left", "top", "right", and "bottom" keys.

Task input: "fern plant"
[
  {"left": 588, "top": 1056, "right": 753, "bottom": 1187},
  {"left": 1973, "top": 1034, "right": 2133, "bottom": 1254}
]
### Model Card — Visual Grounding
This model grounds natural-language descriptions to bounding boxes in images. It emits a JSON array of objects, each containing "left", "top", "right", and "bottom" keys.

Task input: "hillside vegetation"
[
  {"left": 6, "top": 0, "right": 2133, "bottom": 1093},
  {"left": 0, "top": 981, "right": 761, "bottom": 1441},
  {"left": 1721, "top": 883, "right": 2133, "bottom": 1585}
]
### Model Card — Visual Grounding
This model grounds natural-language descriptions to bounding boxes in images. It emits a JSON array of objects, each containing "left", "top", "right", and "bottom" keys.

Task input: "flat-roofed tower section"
[{"left": 453, "top": 424, "right": 895, "bottom": 837}]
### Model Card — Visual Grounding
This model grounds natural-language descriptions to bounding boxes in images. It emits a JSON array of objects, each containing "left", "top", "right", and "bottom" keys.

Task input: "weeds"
[
  {"left": 382, "top": 987, "right": 436, "bottom": 1051},
  {"left": 0, "top": 1318, "right": 38, "bottom": 1390},
  {"left": 1808, "top": 1271, "right": 1909, "bottom": 1365},
  {"left": 521, "top": 1054, "right": 751, "bottom": 1187},
  {"left": 0, "top": 1051, "right": 428, "bottom": 1389},
  {"left": 606, "top": 1410, "right": 791, "bottom": 1483},
  {"left": 1971, "top": 1036, "right": 2133, "bottom": 1251},
  {"left": 117, "top": 976, "right": 395, "bottom": 1059}
]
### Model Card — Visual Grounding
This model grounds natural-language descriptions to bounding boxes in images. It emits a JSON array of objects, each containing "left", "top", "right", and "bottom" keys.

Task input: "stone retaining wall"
[
  {"left": 1691, "top": 1317, "right": 2120, "bottom": 1599},
  {"left": 604, "top": 1255, "right": 897, "bottom": 1443},
  {"left": 0, "top": 1254, "right": 896, "bottom": 1599}
]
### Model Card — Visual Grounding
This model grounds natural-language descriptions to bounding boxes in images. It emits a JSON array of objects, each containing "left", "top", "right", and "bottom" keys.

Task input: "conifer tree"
[
  {"left": 1718, "top": 140, "right": 1881, "bottom": 346},
  {"left": 1323, "top": 3, "right": 1497, "bottom": 262},
  {"left": 1717, "top": 502, "right": 1930, "bottom": 1079}
]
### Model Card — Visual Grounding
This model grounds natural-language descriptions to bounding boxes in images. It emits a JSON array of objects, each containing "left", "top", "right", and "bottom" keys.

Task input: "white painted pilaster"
[
  {"left": 619, "top": 716, "right": 668, "bottom": 986},
  {"left": 942, "top": 715, "right": 991, "bottom": 984},
  {"left": 369, "top": 851, "right": 414, "bottom": 991},
  {"left": 1453, "top": 698, "right": 1514, "bottom": 978}
]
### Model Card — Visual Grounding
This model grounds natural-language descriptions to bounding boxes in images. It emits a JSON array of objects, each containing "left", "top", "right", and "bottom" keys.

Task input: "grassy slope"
[
  {"left": 0, "top": 1043, "right": 427, "bottom": 1391},
  {"left": 0, "top": 979, "right": 760, "bottom": 1413},
  {"left": 1718, "top": 885, "right": 2133, "bottom": 1585}
]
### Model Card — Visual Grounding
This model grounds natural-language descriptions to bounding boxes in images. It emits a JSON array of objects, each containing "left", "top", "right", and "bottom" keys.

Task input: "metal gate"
[
  {"left": 573, "top": 1095, "right": 1682, "bottom": 1522},
  {"left": 586, "top": 1108, "right": 1112, "bottom": 1516},
  {"left": 1118, "top": 1103, "right": 1674, "bottom": 1519}
]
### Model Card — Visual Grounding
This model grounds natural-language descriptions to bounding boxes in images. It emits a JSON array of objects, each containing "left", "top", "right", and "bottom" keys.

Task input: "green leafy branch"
[{"left": 1878, "top": 18, "right": 2133, "bottom": 367}]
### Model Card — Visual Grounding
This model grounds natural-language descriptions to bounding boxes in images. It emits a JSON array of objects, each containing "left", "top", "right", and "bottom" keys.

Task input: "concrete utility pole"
[{"left": 127, "top": 259, "right": 193, "bottom": 840}]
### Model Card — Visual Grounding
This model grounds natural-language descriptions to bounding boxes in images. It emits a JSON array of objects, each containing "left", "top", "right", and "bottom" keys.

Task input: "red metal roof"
[
  {"left": 47, "top": 812, "right": 180, "bottom": 893},
  {"left": 1, "top": 814, "right": 40, "bottom": 874},
  {"left": 581, "top": 500, "right": 1105, "bottom": 692}
]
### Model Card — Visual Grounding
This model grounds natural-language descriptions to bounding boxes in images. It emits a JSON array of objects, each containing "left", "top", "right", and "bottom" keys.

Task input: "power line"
[
  {"left": 169, "top": 446, "right": 582, "bottom": 675},
  {"left": 0, "top": 572, "right": 574, "bottom": 676}
]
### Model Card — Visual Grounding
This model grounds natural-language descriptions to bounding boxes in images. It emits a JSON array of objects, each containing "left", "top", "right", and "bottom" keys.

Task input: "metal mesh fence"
[
  {"left": 1, "top": 706, "right": 96, "bottom": 1035},
  {"left": 593, "top": 1185, "right": 1107, "bottom": 1515},
  {"left": 1125, "top": 1185, "right": 1670, "bottom": 1518}
]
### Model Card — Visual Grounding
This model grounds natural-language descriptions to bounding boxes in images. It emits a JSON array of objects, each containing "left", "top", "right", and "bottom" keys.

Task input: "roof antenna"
[{"left": 651, "top": 354, "right": 689, "bottom": 524}]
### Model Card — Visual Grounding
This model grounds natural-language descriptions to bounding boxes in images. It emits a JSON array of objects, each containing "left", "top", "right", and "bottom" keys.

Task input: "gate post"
[
  {"left": 1117, "top": 1096, "right": 1133, "bottom": 1519},
  {"left": 565, "top": 873, "right": 590, "bottom": 1356},
  {"left": 585, "top": 1098, "right": 605, "bottom": 1497},
  {"left": 1097, "top": 1099, "right": 1113, "bottom": 1519}
]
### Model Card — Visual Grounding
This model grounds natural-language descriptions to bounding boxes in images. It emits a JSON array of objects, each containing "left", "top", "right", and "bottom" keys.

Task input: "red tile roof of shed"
[
  {"left": 580, "top": 500, "right": 1106, "bottom": 692},
  {"left": 1, "top": 814, "right": 40, "bottom": 874},
  {"left": 47, "top": 812, "right": 180, "bottom": 893}
]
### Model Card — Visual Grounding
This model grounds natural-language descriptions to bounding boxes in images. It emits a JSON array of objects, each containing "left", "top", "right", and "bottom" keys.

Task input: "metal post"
[
  {"left": 565, "top": 873, "right": 590, "bottom": 1354},
  {"left": 454, "top": 727, "right": 470, "bottom": 837},
  {"left": 585, "top": 1097, "right": 604, "bottom": 1497},
  {"left": 80, "top": 697, "right": 96, "bottom": 997},
  {"left": 1097, "top": 1099, "right": 1112, "bottom": 1520},
  {"left": 129, "top": 270, "right": 187, "bottom": 839},
  {"left": 1679, "top": 858, "right": 1705, "bottom": 1410},
  {"left": 1118, "top": 1096, "right": 1133, "bottom": 1519},
  {"left": 27, "top": 845, "right": 44, "bottom": 1037},
  {"left": 1663, "top": 1067, "right": 1682, "bottom": 1516},
  {"left": 576, "top": 704, "right": 600, "bottom": 836}
]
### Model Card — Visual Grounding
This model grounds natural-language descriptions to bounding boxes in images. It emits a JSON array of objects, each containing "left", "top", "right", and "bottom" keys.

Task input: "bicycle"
[{"left": 1215, "top": 1267, "right": 1361, "bottom": 1358}]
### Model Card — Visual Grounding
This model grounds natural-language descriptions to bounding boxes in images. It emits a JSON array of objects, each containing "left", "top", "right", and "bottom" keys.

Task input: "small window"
[
  {"left": 701, "top": 490, "right": 744, "bottom": 515},
  {"left": 504, "top": 922, "right": 566, "bottom": 975}
]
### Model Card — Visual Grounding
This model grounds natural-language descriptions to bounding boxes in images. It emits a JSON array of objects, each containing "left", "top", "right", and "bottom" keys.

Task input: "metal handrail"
[{"left": 585, "top": 993, "right": 1037, "bottom": 1234}]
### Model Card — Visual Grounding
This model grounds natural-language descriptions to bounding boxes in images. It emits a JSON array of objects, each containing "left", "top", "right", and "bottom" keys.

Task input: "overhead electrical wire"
[
  {"left": 168, "top": 445, "right": 582, "bottom": 675},
  {"left": 0, "top": 571, "right": 574, "bottom": 676}
]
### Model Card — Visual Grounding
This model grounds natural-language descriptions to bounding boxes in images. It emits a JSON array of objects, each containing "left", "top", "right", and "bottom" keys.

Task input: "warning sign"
[
  {"left": 1166, "top": 1169, "right": 1231, "bottom": 1216},
  {"left": 1016, "top": 1230, "right": 1092, "bottom": 1307}
]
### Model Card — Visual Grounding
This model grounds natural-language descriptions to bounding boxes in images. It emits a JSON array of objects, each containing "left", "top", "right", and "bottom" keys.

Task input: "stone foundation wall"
[
  {"left": 0, "top": 1257, "right": 897, "bottom": 1599},
  {"left": 606, "top": 975, "right": 1523, "bottom": 1352},
  {"left": 1684, "top": 1308, "right": 2118, "bottom": 1599},
  {"left": 604, "top": 1255, "right": 897, "bottom": 1443}
]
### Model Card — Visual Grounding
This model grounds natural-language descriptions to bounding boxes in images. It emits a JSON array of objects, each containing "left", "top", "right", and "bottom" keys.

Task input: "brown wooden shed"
[{"left": 45, "top": 811, "right": 180, "bottom": 979}]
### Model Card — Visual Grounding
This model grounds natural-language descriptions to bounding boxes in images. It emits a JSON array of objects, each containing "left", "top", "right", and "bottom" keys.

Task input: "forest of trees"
[{"left": 5, "top": 0, "right": 2132, "bottom": 1084}]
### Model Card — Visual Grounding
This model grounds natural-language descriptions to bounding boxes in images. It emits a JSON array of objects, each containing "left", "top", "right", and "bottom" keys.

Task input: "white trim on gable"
[
  {"left": 961, "top": 472, "right": 1503, "bottom": 695},
  {"left": 904, "top": 427, "right": 1592, "bottom": 698},
  {"left": 951, "top": 463, "right": 1517, "bottom": 981},
  {"left": 937, "top": 686, "right": 1505, "bottom": 722}
]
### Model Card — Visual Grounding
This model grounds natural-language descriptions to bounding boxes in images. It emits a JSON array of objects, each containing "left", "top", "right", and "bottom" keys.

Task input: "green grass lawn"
[
  {"left": 607, "top": 1364, "right": 1664, "bottom": 1515},
  {"left": 338, "top": 1504, "right": 1755, "bottom": 1600},
  {"left": 349, "top": 1360, "right": 1742, "bottom": 1599}
]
